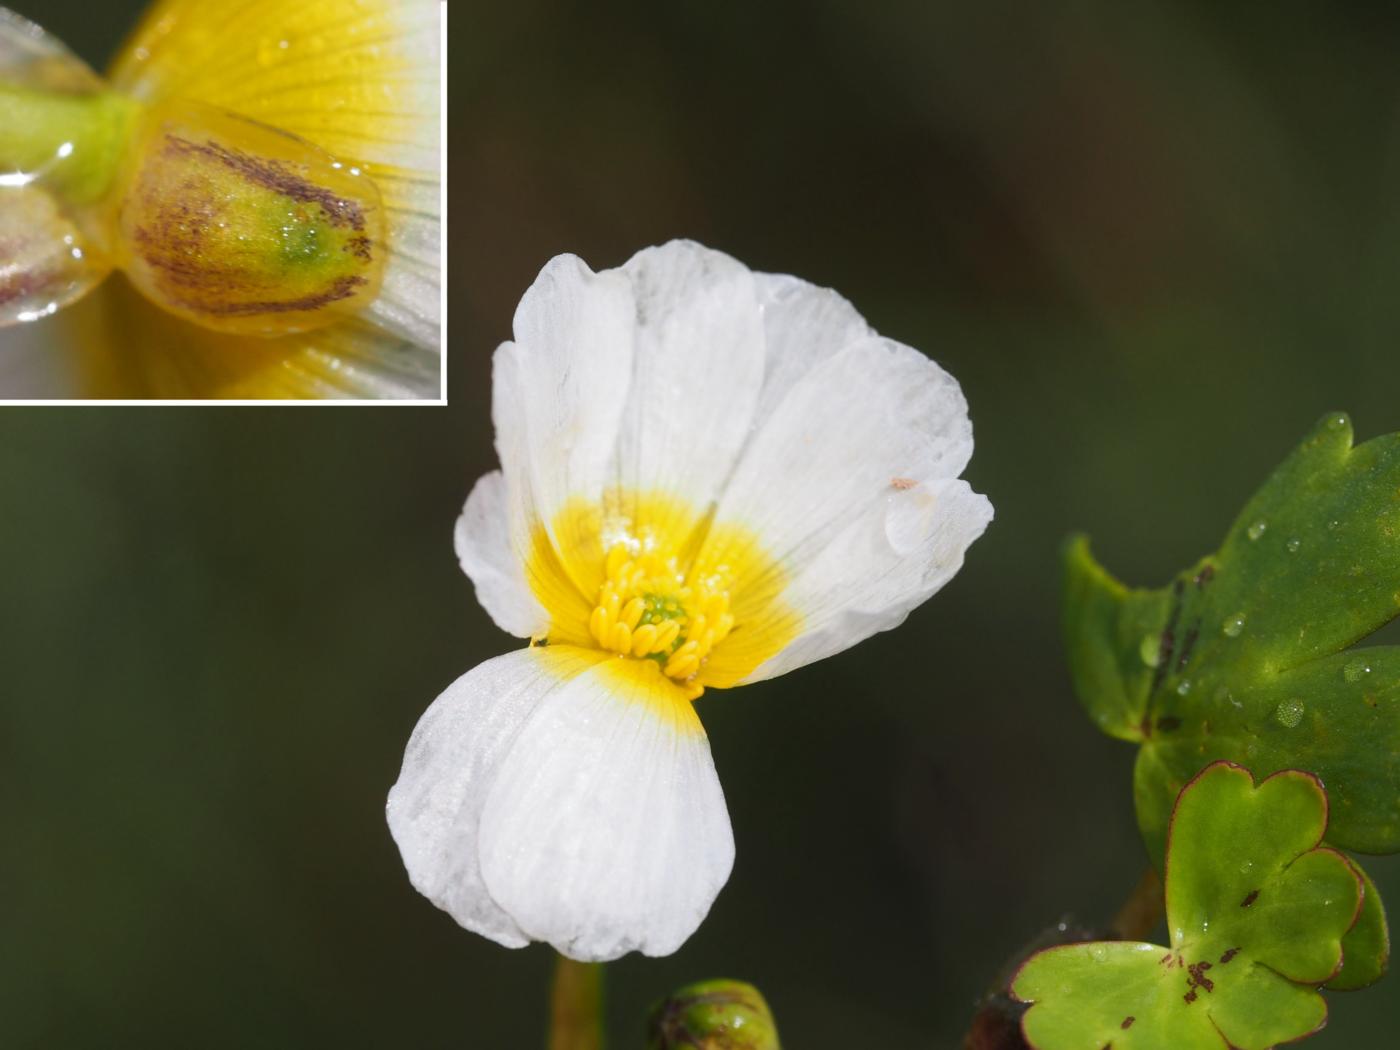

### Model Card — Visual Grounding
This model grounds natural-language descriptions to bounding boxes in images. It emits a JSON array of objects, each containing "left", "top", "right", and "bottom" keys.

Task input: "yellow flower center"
[
  {"left": 527, "top": 491, "right": 800, "bottom": 701},
  {"left": 587, "top": 544, "right": 736, "bottom": 699}
]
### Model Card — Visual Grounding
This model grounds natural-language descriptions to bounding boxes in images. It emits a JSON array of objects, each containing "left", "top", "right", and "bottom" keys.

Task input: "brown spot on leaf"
[
  {"left": 1220, "top": 947, "right": 1240, "bottom": 964},
  {"left": 1151, "top": 581, "right": 1185, "bottom": 694},
  {"left": 1121, "top": 1016, "right": 1135, "bottom": 1029},
  {"left": 1176, "top": 621, "right": 1200, "bottom": 670},
  {"left": 1194, "top": 565, "right": 1215, "bottom": 588},
  {"left": 1156, "top": 716, "right": 1182, "bottom": 732},
  {"left": 1241, "top": 890, "right": 1259, "bottom": 908}
]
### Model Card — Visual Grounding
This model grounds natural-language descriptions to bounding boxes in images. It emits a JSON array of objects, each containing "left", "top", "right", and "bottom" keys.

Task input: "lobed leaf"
[
  {"left": 1013, "top": 763, "right": 1362, "bottom": 1050},
  {"left": 1064, "top": 413, "right": 1398, "bottom": 988}
]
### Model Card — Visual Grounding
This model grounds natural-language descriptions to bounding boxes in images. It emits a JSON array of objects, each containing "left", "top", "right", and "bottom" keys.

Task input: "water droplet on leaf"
[
  {"left": 1286, "top": 537, "right": 1301, "bottom": 553},
  {"left": 1247, "top": 520, "right": 1267, "bottom": 541},
  {"left": 1275, "top": 698, "right": 1305, "bottom": 728},
  {"left": 1343, "top": 659, "right": 1372, "bottom": 684},
  {"left": 1222, "top": 614, "right": 1246, "bottom": 638},
  {"left": 1139, "top": 634, "right": 1161, "bottom": 668},
  {"left": 1177, "top": 679, "right": 1193, "bottom": 696}
]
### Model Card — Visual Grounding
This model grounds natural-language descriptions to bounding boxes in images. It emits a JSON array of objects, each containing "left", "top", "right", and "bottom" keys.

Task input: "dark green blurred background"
[{"left": 3, "top": 0, "right": 1400, "bottom": 1046}]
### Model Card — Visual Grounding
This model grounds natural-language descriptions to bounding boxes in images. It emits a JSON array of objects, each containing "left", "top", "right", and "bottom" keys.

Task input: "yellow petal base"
[{"left": 528, "top": 491, "right": 798, "bottom": 697}]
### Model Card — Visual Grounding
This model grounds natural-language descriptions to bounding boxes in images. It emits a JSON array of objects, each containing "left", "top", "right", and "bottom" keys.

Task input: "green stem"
[
  {"left": 0, "top": 83, "right": 139, "bottom": 202},
  {"left": 548, "top": 954, "right": 604, "bottom": 1050}
]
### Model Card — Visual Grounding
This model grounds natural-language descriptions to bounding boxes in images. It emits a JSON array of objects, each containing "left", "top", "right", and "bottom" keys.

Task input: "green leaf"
[
  {"left": 1328, "top": 863, "right": 1390, "bottom": 991},
  {"left": 1064, "top": 413, "right": 1400, "bottom": 861},
  {"left": 1062, "top": 533, "right": 1171, "bottom": 741},
  {"left": 1012, "top": 762, "right": 1363, "bottom": 1050},
  {"left": 646, "top": 979, "right": 781, "bottom": 1050}
]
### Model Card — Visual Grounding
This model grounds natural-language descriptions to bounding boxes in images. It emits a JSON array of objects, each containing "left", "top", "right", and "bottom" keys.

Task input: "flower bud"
[
  {"left": 646, "top": 979, "right": 781, "bottom": 1050},
  {"left": 114, "top": 100, "right": 386, "bottom": 336}
]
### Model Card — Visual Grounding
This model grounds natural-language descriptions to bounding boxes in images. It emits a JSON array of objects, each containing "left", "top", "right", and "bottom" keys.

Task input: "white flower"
[{"left": 386, "top": 240, "right": 993, "bottom": 961}]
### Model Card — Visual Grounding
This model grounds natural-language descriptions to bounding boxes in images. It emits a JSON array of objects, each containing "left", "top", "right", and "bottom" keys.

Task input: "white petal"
[
  {"left": 750, "top": 272, "right": 874, "bottom": 425},
  {"left": 611, "top": 241, "right": 766, "bottom": 508},
  {"left": 387, "top": 649, "right": 592, "bottom": 948},
  {"left": 496, "top": 255, "right": 636, "bottom": 538},
  {"left": 747, "top": 478, "right": 993, "bottom": 682},
  {"left": 704, "top": 336, "right": 988, "bottom": 677},
  {"left": 454, "top": 471, "right": 547, "bottom": 639},
  {"left": 477, "top": 653, "right": 734, "bottom": 961}
]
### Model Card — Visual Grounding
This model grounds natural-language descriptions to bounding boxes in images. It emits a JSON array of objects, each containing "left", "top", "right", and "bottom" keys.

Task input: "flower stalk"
[
  {"left": 549, "top": 954, "right": 604, "bottom": 1050},
  {"left": 0, "top": 83, "right": 137, "bottom": 202}
]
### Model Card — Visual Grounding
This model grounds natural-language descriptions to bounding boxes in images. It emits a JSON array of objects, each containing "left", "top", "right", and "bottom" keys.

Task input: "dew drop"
[
  {"left": 1177, "top": 679, "right": 1193, "bottom": 696},
  {"left": 1247, "top": 520, "right": 1267, "bottom": 541},
  {"left": 1239, "top": 859, "right": 1254, "bottom": 875},
  {"left": 1275, "top": 698, "right": 1305, "bottom": 728},
  {"left": 1286, "top": 537, "right": 1301, "bottom": 553},
  {"left": 1326, "top": 413, "right": 1349, "bottom": 431},
  {"left": 1343, "top": 658, "right": 1372, "bottom": 684},
  {"left": 1222, "top": 614, "right": 1246, "bottom": 638},
  {"left": 1140, "top": 634, "right": 1161, "bottom": 668},
  {"left": 1213, "top": 685, "right": 1234, "bottom": 706}
]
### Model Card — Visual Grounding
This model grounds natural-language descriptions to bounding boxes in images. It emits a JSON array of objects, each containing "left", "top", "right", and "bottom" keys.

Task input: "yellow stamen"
[
  {"left": 526, "top": 491, "right": 800, "bottom": 698},
  {"left": 631, "top": 624, "right": 659, "bottom": 657},
  {"left": 576, "top": 539, "right": 739, "bottom": 695}
]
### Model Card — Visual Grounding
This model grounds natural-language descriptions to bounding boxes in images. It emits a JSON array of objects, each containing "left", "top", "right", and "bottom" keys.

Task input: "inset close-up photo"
[
  {"left": 4, "top": 3, "right": 1400, "bottom": 1050},
  {"left": 0, "top": 0, "right": 443, "bottom": 401}
]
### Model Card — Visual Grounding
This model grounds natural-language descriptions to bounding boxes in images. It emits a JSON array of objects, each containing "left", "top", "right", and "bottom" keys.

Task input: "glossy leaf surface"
[{"left": 1013, "top": 763, "right": 1362, "bottom": 1050}]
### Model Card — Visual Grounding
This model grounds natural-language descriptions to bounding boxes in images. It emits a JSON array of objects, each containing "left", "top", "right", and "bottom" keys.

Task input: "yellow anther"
[
  {"left": 687, "top": 614, "right": 708, "bottom": 644},
  {"left": 620, "top": 597, "right": 646, "bottom": 631},
  {"left": 589, "top": 604, "right": 611, "bottom": 645},
  {"left": 654, "top": 620, "right": 681, "bottom": 651},
  {"left": 585, "top": 529, "right": 742, "bottom": 693},
  {"left": 631, "top": 624, "right": 660, "bottom": 657},
  {"left": 605, "top": 544, "right": 630, "bottom": 579},
  {"left": 609, "top": 621, "right": 633, "bottom": 654},
  {"left": 665, "top": 653, "right": 700, "bottom": 680}
]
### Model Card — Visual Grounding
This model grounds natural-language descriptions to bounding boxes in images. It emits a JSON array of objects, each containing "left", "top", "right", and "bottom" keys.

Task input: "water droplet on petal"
[
  {"left": 1222, "top": 614, "right": 1246, "bottom": 638},
  {"left": 1275, "top": 698, "right": 1305, "bottom": 728},
  {"left": 1247, "top": 520, "right": 1268, "bottom": 541}
]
